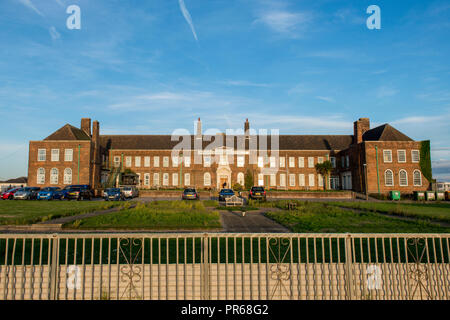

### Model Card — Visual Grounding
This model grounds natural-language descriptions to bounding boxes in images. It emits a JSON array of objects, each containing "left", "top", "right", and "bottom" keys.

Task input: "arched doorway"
[{"left": 216, "top": 166, "right": 231, "bottom": 189}]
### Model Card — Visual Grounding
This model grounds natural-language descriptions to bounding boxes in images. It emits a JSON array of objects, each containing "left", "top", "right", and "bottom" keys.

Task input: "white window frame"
[
  {"left": 163, "top": 156, "right": 169, "bottom": 168},
  {"left": 38, "top": 149, "right": 46, "bottom": 162},
  {"left": 172, "top": 156, "right": 179, "bottom": 167},
  {"left": 154, "top": 156, "right": 160, "bottom": 167},
  {"left": 204, "top": 156, "right": 212, "bottom": 167},
  {"left": 51, "top": 149, "right": 59, "bottom": 162},
  {"left": 64, "top": 168, "right": 72, "bottom": 185},
  {"left": 144, "top": 156, "right": 151, "bottom": 167},
  {"left": 411, "top": 150, "right": 420, "bottom": 163},
  {"left": 399, "top": 169, "right": 408, "bottom": 186},
  {"left": 280, "top": 157, "right": 286, "bottom": 168},
  {"left": 184, "top": 173, "right": 191, "bottom": 186},
  {"left": 37, "top": 168, "right": 45, "bottom": 184},
  {"left": 50, "top": 168, "right": 58, "bottom": 184},
  {"left": 318, "top": 157, "right": 324, "bottom": 164},
  {"left": 270, "top": 174, "right": 276, "bottom": 187},
  {"left": 162, "top": 173, "right": 169, "bottom": 186},
  {"left": 397, "top": 150, "right": 406, "bottom": 163},
  {"left": 64, "top": 149, "right": 73, "bottom": 162},
  {"left": 289, "top": 157, "right": 295, "bottom": 168},
  {"left": 299, "top": 174, "right": 305, "bottom": 187},
  {"left": 237, "top": 172, "right": 245, "bottom": 186},
  {"left": 144, "top": 173, "right": 150, "bottom": 186},
  {"left": 204, "top": 173, "right": 211, "bottom": 186},
  {"left": 172, "top": 173, "right": 178, "bottom": 186},
  {"left": 298, "top": 157, "right": 304, "bottom": 168},
  {"left": 153, "top": 173, "right": 160, "bottom": 186},
  {"left": 236, "top": 156, "right": 244, "bottom": 168},
  {"left": 113, "top": 156, "right": 121, "bottom": 168},
  {"left": 383, "top": 150, "right": 392, "bottom": 163},
  {"left": 413, "top": 170, "right": 422, "bottom": 186},
  {"left": 184, "top": 156, "right": 191, "bottom": 167},
  {"left": 269, "top": 156, "right": 276, "bottom": 168},
  {"left": 308, "top": 157, "right": 314, "bottom": 168},
  {"left": 258, "top": 156, "right": 264, "bottom": 168},
  {"left": 318, "top": 173, "right": 323, "bottom": 187},
  {"left": 135, "top": 156, "right": 141, "bottom": 167},
  {"left": 308, "top": 174, "right": 315, "bottom": 187},
  {"left": 125, "top": 156, "right": 132, "bottom": 167},
  {"left": 384, "top": 169, "right": 394, "bottom": 186},
  {"left": 279, "top": 174, "right": 286, "bottom": 187},
  {"left": 289, "top": 174, "right": 296, "bottom": 187}
]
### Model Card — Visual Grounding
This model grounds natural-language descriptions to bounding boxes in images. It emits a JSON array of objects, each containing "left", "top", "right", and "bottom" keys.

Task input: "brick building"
[{"left": 27, "top": 117, "right": 431, "bottom": 195}]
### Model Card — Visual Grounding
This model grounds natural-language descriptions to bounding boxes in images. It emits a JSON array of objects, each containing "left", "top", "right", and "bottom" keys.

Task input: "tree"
[
  {"left": 315, "top": 161, "right": 333, "bottom": 190},
  {"left": 244, "top": 169, "right": 254, "bottom": 190}
]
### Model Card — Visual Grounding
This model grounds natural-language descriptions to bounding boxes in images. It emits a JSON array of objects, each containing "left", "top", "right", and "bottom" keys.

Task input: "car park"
[
  {"left": 248, "top": 186, "right": 266, "bottom": 201},
  {"left": 182, "top": 188, "right": 200, "bottom": 200},
  {"left": 66, "top": 187, "right": 92, "bottom": 201},
  {"left": 219, "top": 188, "right": 235, "bottom": 202},
  {"left": 103, "top": 188, "right": 125, "bottom": 201},
  {"left": 121, "top": 186, "right": 139, "bottom": 199},
  {"left": 1, "top": 187, "right": 21, "bottom": 200},
  {"left": 36, "top": 187, "right": 64, "bottom": 200},
  {"left": 13, "top": 187, "right": 41, "bottom": 200},
  {"left": 60, "top": 185, "right": 93, "bottom": 199}
]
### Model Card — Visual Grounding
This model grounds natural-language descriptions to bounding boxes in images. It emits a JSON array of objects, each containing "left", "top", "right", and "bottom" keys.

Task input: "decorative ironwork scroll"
[
  {"left": 119, "top": 238, "right": 143, "bottom": 300},
  {"left": 406, "top": 238, "right": 432, "bottom": 300},
  {"left": 268, "top": 237, "right": 291, "bottom": 299}
]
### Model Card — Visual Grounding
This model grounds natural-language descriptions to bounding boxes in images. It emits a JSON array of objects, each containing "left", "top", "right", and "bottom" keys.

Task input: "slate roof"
[
  {"left": 44, "top": 124, "right": 91, "bottom": 141},
  {"left": 363, "top": 124, "right": 413, "bottom": 142},
  {"left": 0, "top": 177, "right": 27, "bottom": 183},
  {"left": 99, "top": 134, "right": 354, "bottom": 151}
]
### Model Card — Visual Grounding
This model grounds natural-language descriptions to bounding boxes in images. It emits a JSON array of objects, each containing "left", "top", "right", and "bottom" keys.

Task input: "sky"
[{"left": 0, "top": 0, "right": 449, "bottom": 181}]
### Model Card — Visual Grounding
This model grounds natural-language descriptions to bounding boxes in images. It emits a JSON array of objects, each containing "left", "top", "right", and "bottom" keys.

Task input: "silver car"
[
  {"left": 14, "top": 187, "right": 40, "bottom": 200},
  {"left": 121, "top": 186, "right": 139, "bottom": 199}
]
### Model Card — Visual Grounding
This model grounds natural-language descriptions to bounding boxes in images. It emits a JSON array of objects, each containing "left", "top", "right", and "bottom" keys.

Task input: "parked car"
[
  {"left": 66, "top": 187, "right": 92, "bottom": 201},
  {"left": 103, "top": 188, "right": 125, "bottom": 201},
  {"left": 61, "top": 185, "right": 93, "bottom": 199},
  {"left": 248, "top": 186, "right": 266, "bottom": 201},
  {"left": 1, "top": 187, "right": 21, "bottom": 200},
  {"left": 37, "top": 187, "right": 64, "bottom": 200},
  {"left": 14, "top": 187, "right": 41, "bottom": 200},
  {"left": 219, "top": 188, "right": 235, "bottom": 202},
  {"left": 182, "top": 188, "right": 199, "bottom": 200},
  {"left": 121, "top": 186, "right": 139, "bottom": 199}
]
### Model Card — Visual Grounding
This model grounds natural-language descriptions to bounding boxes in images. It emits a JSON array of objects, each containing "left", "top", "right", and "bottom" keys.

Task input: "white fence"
[{"left": 0, "top": 233, "right": 449, "bottom": 300}]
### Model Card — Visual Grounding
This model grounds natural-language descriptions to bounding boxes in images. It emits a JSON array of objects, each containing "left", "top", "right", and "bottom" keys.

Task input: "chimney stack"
[
  {"left": 244, "top": 118, "right": 250, "bottom": 135},
  {"left": 354, "top": 118, "right": 370, "bottom": 144},
  {"left": 92, "top": 120, "right": 100, "bottom": 143},
  {"left": 81, "top": 118, "right": 91, "bottom": 136},
  {"left": 196, "top": 117, "right": 202, "bottom": 137}
]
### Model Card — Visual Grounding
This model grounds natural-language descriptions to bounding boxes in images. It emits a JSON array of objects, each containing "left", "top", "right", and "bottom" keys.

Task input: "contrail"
[
  {"left": 17, "top": 0, "right": 43, "bottom": 16},
  {"left": 178, "top": 0, "right": 198, "bottom": 42}
]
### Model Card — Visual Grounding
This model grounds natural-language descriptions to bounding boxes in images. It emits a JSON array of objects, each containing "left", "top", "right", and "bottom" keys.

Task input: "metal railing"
[{"left": 0, "top": 233, "right": 448, "bottom": 300}]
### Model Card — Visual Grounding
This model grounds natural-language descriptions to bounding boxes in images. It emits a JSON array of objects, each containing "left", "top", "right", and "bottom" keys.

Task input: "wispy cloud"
[
  {"left": 178, "top": 0, "right": 198, "bottom": 42},
  {"left": 254, "top": 10, "right": 312, "bottom": 38},
  {"left": 376, "top": 86, "right": 398, "bottom": 98},
  {"left": 220, "top": 80, "right": 272, "bottom": 87},
  {"left": 316, "top": 96, "right": 335, "bottom": 103},
  {"left": 17, "top": 0, "right": 43, "bottom": 16},
  {"left": 49, "top": 26, "right": 60, "bottom": 40},
  {"left": 333, "top": 8, "right": 365, "bottom": 25}
]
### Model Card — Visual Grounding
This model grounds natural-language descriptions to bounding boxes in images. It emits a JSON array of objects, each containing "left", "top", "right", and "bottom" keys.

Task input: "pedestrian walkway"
[{"left": 219, "top": 208, "right": 289, "bottom": 233}]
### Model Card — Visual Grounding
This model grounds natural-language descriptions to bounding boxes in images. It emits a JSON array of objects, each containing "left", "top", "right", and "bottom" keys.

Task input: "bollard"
[{"left": 242, "top": 211, "right": 246, "bottom": 217}]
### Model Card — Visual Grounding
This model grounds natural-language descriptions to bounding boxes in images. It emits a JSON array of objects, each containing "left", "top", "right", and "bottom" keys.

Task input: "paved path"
[{"left": 219, "top": 208, "right": 289, "bottom": 233}]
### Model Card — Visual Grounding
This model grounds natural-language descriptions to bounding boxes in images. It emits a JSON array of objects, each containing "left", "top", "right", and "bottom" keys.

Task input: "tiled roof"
[
  {"left": 99, "top": 134, "right": 354, "bottom": 151},
  {"left": 363, "top": 124, "right": 413, "bottom": 142},
  {"left": 44, "top": 124, "right": 91, "bottom": 141}
]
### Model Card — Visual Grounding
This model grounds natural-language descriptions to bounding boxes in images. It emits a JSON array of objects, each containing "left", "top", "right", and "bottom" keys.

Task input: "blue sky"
[{"left": 0, "top": 0, "right": 449, "bottom": 180}]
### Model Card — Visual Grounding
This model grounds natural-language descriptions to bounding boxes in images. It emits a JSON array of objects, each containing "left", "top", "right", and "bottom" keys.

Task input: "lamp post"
[
  {"left": 180, "top": 152, "right": 183, "bottom": 188},
  {"left": 363, "top": 163, "right": 368, "bottom": 200}
]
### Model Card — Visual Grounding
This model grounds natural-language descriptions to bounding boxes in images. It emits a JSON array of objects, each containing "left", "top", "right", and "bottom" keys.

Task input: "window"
[
  {"left": 383, "top": 150, "right": 392, "bottom": 163},
  {"left": 172, "top": 156, "right": 179, "bottom": 167},
  {"left": 51, "top": 149, "right": 59, "bottom": 162},
  {"left": 330, "top": 157, "right": 336, "bottom": 168},
  {"left": 204, "top": 173, "right": 211, "bottom": 186},
  {"left": 113, "top": 156, "right": 121, "bottom": 167},
  {"left": 308, "top": 174, "right": 315, "bottom": 187},
  {"left": 411, "top": 150, "right": 420, "bottom": 163},
  {"left": 144, "top": 173, "right": 150, "bottom": 186},
  {"left": 172, "top": 173, "right": 178, "bottom": 186},
  {"left": 308, "top": 157, "right": 314, "bottom": 168},
  {"left": 258, "top": 174, "right": 264, "bottom": 186},
  {"left": 299, "top": 174, "right": 305, "bottom": 187},
  {"left": 64, "top": 149, "right": 73, "bottom": 162},
  {"left": 38, "top": 149, "right": 46, "bottom": 161},
  {"left": 318, "top": 157, "right": 324, "bottom": 164},
  {"left": 279, "top": 174, "right": 286, "bottom": 187},
  {"left": 318, "top": 174, "right": 323, "bottom": 187},
  {"left": 397, "top": 150, "right": 406, "bottom": 163},
  {"left": 184, "top": 156, "right": 191, "bottom": 167},
  {"left": 280, "top": 157, "right": 285, "bottom": 168},
  {"left": 270, "top": 174, "right": 276, "bottom": 186},
  {"left": 341, "top": 157, "right": 345, "bottom": 168},
  {"left": 64, "top": 168, "right": 72, "bottom": 185},
  {"left": 269, "top": 156, "right": 276, "bottom": 168},
  {"left": 289, "top": 157, "right": 295, "bottom": 168},
  {"left": 298, "top": 157, "right": 304, "bottom": 168},
  {"left": 237, "top": 172, "right": 244, "bottom": 186},
  {"left": 163, "top": 173, "right": 169, "bottom": 186},
  {"left": 258, "top": 156, "right": 264, "bottom": 168},
  {"left": 37, "top": 168, "right": 45, "bottom": 184},
  {"left": 125, "top": 156, "right": 132, "bottom": 167},
  {"left": 413, "top": 170, "right": 422, "bottom": 186},
  {"left": 399, "top": 170, "right": 408, "bottom": 186},
  {"left": 136, "top": 173, "right": 141, "bottom": 186},
  {"left": 184, "top": 173, "right": 190, "bottom": 186},
  {"left": 345, "top": 155, "right": 350, "bottom": 168},
  {"left": 154, "top": 157, "right": 160, "bottom": 167},
  {"left": 50, "top": 168, "right": 58, "bottom": 184},
  {"left": 135, "top": 156, "right": 141, "bottom": 167},
  {"left": 204, "top": 156, "right": 212, "bottom": 167},
  {"left": 236, "top": 156, "right": 244, "bottom": 167},
  {"left": 153, "top": 173, "right": 160, "bottom": 186},
  {"left": 289, "top": 174, "right": 296, "bottom": 187},
  {"left": 163, "top": 157, "right": 169, "bottom": 167},
  {"left": 144, "top": 156, "right": 151, "bottom": 167},
  {"left": 384, "top": 170, "right": 394, "bottom": 186}
]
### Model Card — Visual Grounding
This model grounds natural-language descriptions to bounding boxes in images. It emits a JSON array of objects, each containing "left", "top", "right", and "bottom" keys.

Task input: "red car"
[{"left": 1, "top": 188, "right": 21, "bottom": 200}]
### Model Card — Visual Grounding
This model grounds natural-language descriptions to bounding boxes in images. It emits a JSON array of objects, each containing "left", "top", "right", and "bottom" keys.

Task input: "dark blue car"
[
  {"left": 60, "top": 184, "right": 92, "bottom": 199},
  {"left": 104, "top": 188, "right": 124, "bottom": 201},
  {"left": 37, "top": 187, "right": 63, "bottom": 200},
  {"left": 219, "top": 188, "right": 235, "bottom": 202}
]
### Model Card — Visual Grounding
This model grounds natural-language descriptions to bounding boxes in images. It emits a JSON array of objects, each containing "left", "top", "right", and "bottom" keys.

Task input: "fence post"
[
  {"left": 49, "top": 234, "right": 59, "bottom": 300},
  {"left": 344, "top": 234, "right": 355, "bottom": 300},
  {"left": 201, "top": 233, "right": 210, "bottom": 300}
]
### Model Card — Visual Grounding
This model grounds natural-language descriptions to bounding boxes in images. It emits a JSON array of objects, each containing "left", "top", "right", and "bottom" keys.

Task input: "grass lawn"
[
  {"left": 326, "top": 201, "right": 450, "bottom": 223},
  {"left": 263, "top": 201, "right": 449, "bottom": 233},
  {"left": 0, "top": 200, "right": 124, "bottom": 225},
  {"left": 66, "top": 200, "right": 221, "bottom": 230}
]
